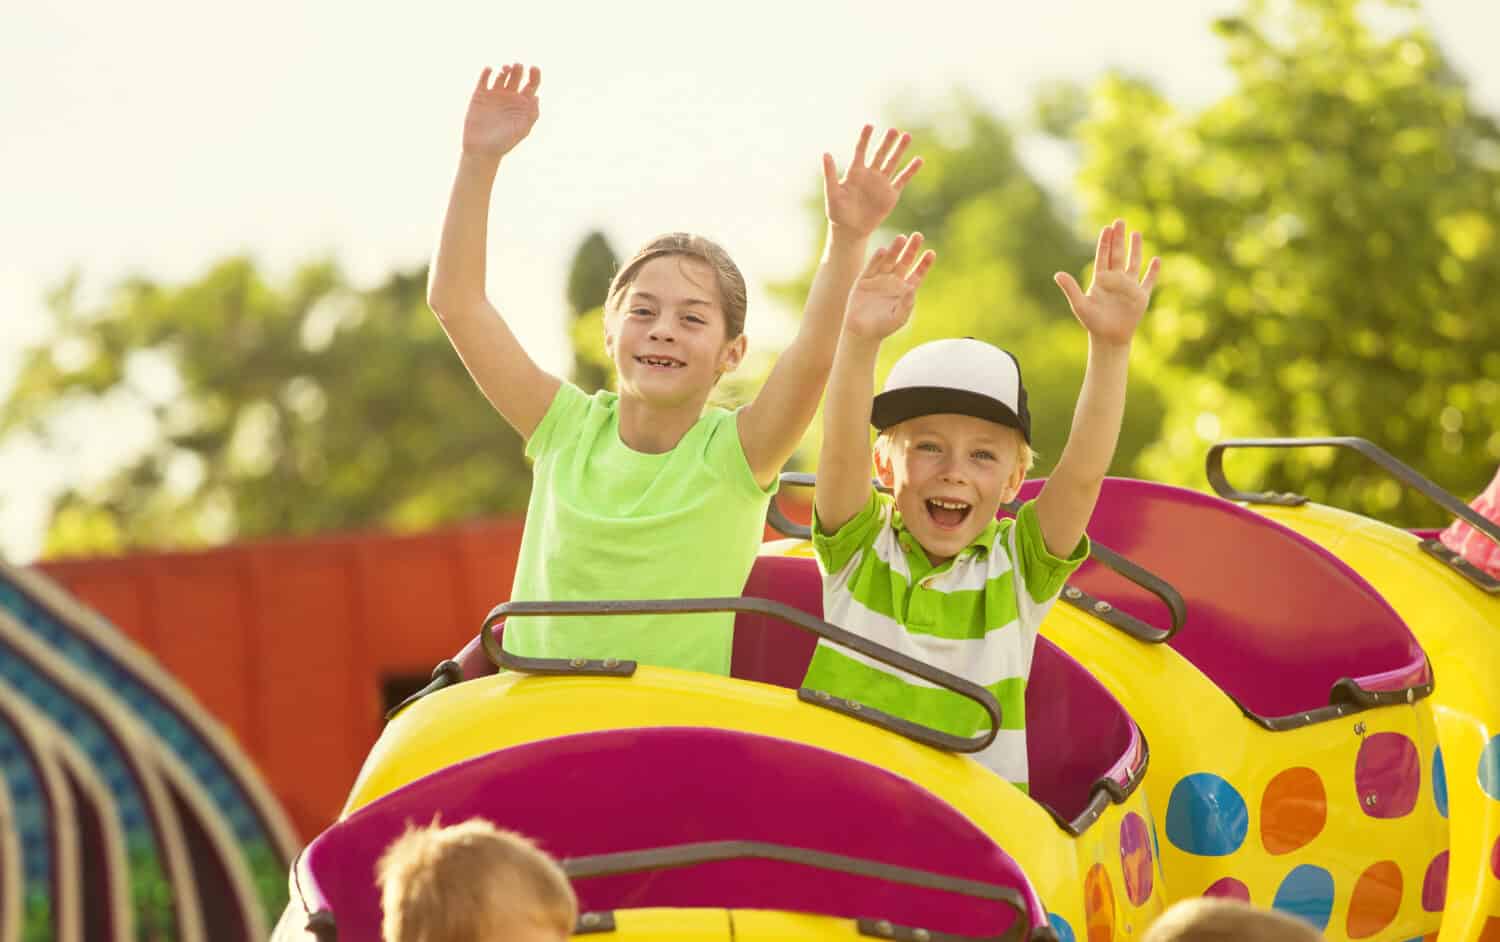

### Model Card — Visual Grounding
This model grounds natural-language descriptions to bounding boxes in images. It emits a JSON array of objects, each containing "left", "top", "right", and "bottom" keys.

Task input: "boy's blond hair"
[
  {"left": 1143, "top": 898, "right": 1327, "bottom": 942},
  {"left": 376, "top": 818, "right": 577, "bottom": 942}
]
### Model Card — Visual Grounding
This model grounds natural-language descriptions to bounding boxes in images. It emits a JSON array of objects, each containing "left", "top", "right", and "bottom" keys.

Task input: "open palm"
[
  {"left": 845, "top": 234, "right": 935, "bottom": 340},
  {"left": 1054, "top": 220, "right": 1160, "bottom": 347},
  {"left": 824, "top": 126, "right": 923, "bottom": 238},
  {"left": 463, "top": 63, "right": 541, "bottom": 159}
]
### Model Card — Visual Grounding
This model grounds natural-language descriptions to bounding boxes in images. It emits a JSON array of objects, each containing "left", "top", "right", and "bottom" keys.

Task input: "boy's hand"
[
  {"left": 844, "top": 234, "right": 935, "bottom": 340},
  {"left": 823, "top": 126, "right": 923, "bottom": 239},
  {"left": 1053, "top": 219, "right": 1161, "bottom": 348},
  {"left": 463, "top": 63, "right": 541, "bottom": 160}
]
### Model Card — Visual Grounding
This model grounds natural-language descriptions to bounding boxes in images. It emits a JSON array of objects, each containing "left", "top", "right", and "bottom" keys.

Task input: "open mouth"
[
  {"left": 925, "top": 498, "right": 972, "bottom": 529},
  {"left": 635, "top": 355, "right": 685, "bottom": 369}
]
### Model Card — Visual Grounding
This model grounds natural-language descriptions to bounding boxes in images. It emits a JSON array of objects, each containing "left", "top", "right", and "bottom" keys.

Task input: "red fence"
[{"left": 35, "top": 501, "right": 811, "bottom": 843}]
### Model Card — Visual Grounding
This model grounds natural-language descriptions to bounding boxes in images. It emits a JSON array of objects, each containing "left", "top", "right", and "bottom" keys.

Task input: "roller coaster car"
[{"left": 284, "top": 439, "right": 1500, "bottom": 942}]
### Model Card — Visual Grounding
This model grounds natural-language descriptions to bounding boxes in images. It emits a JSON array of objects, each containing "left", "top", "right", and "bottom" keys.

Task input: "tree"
[
  {"left": 1073, "top": 0, "right": 1500, "bottom": 522},
  {"left": 3, "top": 258, "right": 533, "bottom": 556},
  {"left": 565, "top": 231, "right": 619, "bottom": 393},
  {"left": 775, "top": 101, "right": 1169, "bottom": 477}
]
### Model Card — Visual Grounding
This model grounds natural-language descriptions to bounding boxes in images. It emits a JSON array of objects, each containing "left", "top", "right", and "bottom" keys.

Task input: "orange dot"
[
  {"left": 1480, "top": 916, "right": 1500, "bottom": 942},
  {"left": 1085, "top": 863, "right": 1116, "bottom": 942},
  {"left": 1260, "top": 766, "right": 1327, "bottom": 855},
  {"left": 1346, "top": 860, "right": 1403, "bottom": 939}
]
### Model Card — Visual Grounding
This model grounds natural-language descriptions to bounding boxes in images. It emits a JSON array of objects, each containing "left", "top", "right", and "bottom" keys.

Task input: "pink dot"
[
  {"left": 1355, "top": 732, "right": 1421, "bottom": 819},
  {"left": 1423, "top": 851, "right": 1448, "bottom": 911},
  {"left": 1492, "top": 835, "right": 1500, "bottom": 881},
  {"left": 1204, "top": 877, "right": 1251, "bottom": 902}
]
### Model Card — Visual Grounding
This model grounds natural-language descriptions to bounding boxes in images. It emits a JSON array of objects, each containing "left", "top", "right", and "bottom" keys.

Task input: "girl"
[{"left": 427, "top": 62, "right": 923, "bottom": 674}]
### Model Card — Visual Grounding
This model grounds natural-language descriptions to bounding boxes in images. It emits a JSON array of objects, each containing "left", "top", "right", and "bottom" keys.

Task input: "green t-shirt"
[
  {"left": 504, "top": 383, "right": 777, "bottom": 675},
  {"left": 803, "top": 492, "right": 1087, "bottom": 789}
]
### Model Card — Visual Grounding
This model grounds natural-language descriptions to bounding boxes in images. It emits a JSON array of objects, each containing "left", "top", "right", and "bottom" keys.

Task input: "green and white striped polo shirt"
[{"left": 803, "top": 491, "right": 1088, "bottom": 790}]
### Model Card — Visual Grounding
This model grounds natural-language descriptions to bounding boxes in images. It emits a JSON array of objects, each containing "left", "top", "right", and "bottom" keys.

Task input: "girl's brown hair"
[{"left": 606, "top": 233, "right": 748, "bottom": 340}]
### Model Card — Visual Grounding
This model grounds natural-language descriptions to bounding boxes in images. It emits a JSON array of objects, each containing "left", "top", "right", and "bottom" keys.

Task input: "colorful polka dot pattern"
[
  {"left": 1084, "top": 863, "right": 1115, "bottom": 942},
  {"left": 1432, "top": 747, "right": 1448, "bottom": 818},
  {"left": 1048, "top": 912, "right": 1076, "bottom": 942},
  {"left": 1272, "top": 864, "right": 1335, "bottom": 931},
  {"left": 1421, "top": 851, "right": 1447, "bottom": 912},
  {"left": 1260, "top": 766, "right": 1326, "bottom": 855},
  {"left": 1165, "top": 773, "right": 1247, "bottom": 856},
  {"left": 1120, "top": 812, "right": 1154, "bottom": 906},
  {"left": 1346, "top": 860, "right": 1402, "bottom": 938},
  {"left": 1355, "top": 732, "right": 1421, "bottom": 819},
  {"left": 1480, "top": 735, "right": 1500, "bottom": 801},
  {"left": 1202, "top": 877, "right": 1250, "bottom": 901}
]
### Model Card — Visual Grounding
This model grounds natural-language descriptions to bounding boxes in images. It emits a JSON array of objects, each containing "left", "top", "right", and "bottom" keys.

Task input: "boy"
[
  {"left": 376, "top": 818, "right": 577, "bottom": 942},
  {"left": 804, "top": 220, "right": 1159, "bottom": 789}
]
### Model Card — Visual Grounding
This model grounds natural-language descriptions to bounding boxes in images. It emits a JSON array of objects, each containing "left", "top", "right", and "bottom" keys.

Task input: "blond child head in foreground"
[
  {"left": 377, "top": 818, "right": 577, "bottom": 942},
  {"left": 1144, "top": 897, "right": 1326, "bottom": 942}
]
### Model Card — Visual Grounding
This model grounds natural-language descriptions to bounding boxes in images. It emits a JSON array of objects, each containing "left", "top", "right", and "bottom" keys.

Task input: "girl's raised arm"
[
  {"left": 738, "top": 127, "right": 922, "bottom": 488},
  {"left": 427, "top": 63, "right": 561, "bottom": 440}
]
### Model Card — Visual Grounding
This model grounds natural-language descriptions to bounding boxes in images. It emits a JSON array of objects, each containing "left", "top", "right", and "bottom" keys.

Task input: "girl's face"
[{"left": 605, "top": 255, "right": 746, "bottom": 409}]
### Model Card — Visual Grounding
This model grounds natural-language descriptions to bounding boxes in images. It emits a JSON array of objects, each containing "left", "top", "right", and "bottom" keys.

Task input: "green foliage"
[
  {"left": 776, "top": 102, "right": 1168, "bottom": 476},
  {"left": 1074, "top": 0, "right": 1500, "bottom": 522},
  {"left": 5, "top": 258, "right": 531, "bottom": 556},
  {"left": 565, "top": 231, "right": 620, "bottom": 392}
]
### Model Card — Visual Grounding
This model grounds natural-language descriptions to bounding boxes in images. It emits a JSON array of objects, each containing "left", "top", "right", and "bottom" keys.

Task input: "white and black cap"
[{"left": 871, "top": 338, "right": 1031, "bottom": 443}]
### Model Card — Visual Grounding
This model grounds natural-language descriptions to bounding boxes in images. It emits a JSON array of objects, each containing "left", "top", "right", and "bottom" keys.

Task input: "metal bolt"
[
  {"left": 1364, "top": 793, "right": 1377, "bottom": 807},
  {"left": 817, "top": 690, "right": 832, "bottom": 701},
  {"left": 602, "top": 657, "right": 619, "bottom": 669},
  {"left": 1353, "top": 721, "right": 1366, "bottom": 735},
  {"left": 581, "top": 913, "right": 601, "bottom": 928},
  {"left": 1094, "top": 601, "right": 1113, "bottom": 614},
  {"left": 1064, "top": 587, "right": 1083, "bottom": 600},
  {"left": 875, "top": 921, "right": 894, "bottom": 938},
  {"left": 850, "top": 701, "right": 863, "bottom": 712},
  {"left": 915, "top": 930, "right": 931, "bottom": 942},
  {"left": 569, "top": 658, "right": 587, "bottom": 668}
]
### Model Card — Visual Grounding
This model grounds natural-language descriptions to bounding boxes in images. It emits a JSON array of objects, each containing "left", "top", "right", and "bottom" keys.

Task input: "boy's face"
[
  {"left": 605, "top": 255, "right": 745, "bottom": 409},
  {"left": 876, "top": 414, "right": 1027, "bottom": 565}
]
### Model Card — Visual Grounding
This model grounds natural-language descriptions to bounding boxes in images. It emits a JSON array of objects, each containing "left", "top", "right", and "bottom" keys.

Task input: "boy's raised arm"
[
  {"left": 428, "top": 63, "right": 561, "bottom": 441},
  {"left": 740, "top": 127, "right": 922, "bottom": 488},
  {"left": 816, "top": 236, "right": 935, "bottom": 534},
  {"left": 1035, "top": 220, "right": 1161, "bottom": 557}
]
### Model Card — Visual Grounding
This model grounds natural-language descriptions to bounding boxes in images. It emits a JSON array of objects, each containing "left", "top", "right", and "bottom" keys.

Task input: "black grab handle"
[
  {"left": 480, "top": 596, "right": 1004, "bottom": 755},
  {"left": 562, "top": 839, "right": 1030, "bottom": 942}
]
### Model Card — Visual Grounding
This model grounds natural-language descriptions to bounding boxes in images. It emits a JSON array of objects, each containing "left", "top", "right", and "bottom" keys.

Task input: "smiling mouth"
[
  {"left": 926, "top": 498, "right": 972, "bottom": 529},
  {"left": 635, "top": 355, "right": 685, "bottom": 369}
]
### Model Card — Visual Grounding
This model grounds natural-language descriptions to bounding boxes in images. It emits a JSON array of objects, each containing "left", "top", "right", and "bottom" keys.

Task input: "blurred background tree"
[
  {"left": 3, "top": 259, "right": 531, "bottom": 555},
  {"left": 1073, "top": 0, "right": 1500, "bottom": 523},
  {"left": 773, "top": 99, "right": 1171, "bottom": 478},
  {"left": 565, "top": 230, "right": 619, "bottom": 393},
  {"left": 8, "top": 0, "right": 1497, "bottom": 555}
]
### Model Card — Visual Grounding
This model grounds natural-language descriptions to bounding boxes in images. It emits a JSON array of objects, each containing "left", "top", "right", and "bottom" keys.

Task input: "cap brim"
[{"left": 871, "top": 386, "right": 1030, "bottom": 442}]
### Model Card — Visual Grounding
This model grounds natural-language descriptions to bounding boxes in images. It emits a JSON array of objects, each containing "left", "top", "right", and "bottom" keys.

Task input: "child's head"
[
  {"left": 1143, "top": 898, "right": 1327, "bottom": 942},
  {"left": 872, "top": 338, "right": 1034, "bottom": 564},
  {"left": 603, "top": 233, "right": 748, "bottom": 405},
  {"left": 377, "top": 818, "right": 577, "bottom": 942}
]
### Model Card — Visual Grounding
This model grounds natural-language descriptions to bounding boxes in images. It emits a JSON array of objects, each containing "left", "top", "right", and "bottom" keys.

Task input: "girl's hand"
[
  {"left": 823, "top": 126, "right": 923, "bottom": 239},
  {"left": 844, "top": 234, "right": 935, "bottom": 340},
  {"left": 463, "top": 63, "right": 541, "bottom": 160},
  {"left": 1053, "top": 219, "right": 1161, "bottom": 348}
]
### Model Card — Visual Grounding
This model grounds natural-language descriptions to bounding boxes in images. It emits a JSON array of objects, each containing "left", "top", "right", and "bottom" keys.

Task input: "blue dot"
[
  {"left": 1433, "top": 747, "right": 1448, "bottom": 818},
  {"left": 1166, "top": 773, "right": 1248, "bottom": 856},
  {"left": 1272, "top": 864, "right": 1334, "bottom": 931},
  {"left": 1480, "top": 736, "right": 1500, "bottom": 801},
  {"left": 1048, "top": 913, "right": 1075, "bottom": 942}
]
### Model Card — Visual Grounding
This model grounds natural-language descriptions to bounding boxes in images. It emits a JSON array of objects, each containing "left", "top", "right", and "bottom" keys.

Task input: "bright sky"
[{"left": 4, "top": 0, "right": 1498, "bottom": 562}]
